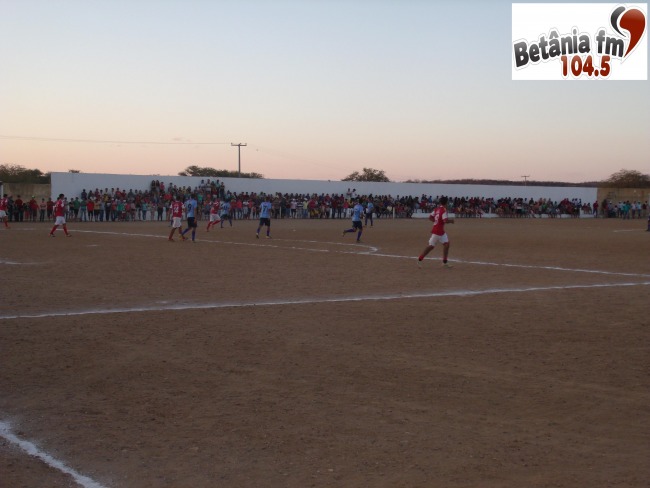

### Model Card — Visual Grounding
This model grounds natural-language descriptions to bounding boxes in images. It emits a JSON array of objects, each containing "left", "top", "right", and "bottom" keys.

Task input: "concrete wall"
[
  {"left": 2, "top": 183, "right": 51, "bottom": 201},
  {"left": 597, "top": 187, "right": 650, "bottom": 204},
  {"left": 51, "top": 172, "right": 598, "bottom": 204}
]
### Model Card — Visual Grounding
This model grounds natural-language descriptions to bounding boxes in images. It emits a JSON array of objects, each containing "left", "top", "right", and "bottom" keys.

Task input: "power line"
[{"left": 0, "top": 135, "right": 230, "bottom": 145}]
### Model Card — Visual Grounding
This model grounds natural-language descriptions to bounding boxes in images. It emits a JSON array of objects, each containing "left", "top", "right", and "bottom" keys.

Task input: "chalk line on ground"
[
  {"left": 67, "top": 229, "right": 650, "bottom": 278},
  {"left": 1, "top": 281, "right": 648, "bottom": 321},
  {"left": 0, "top": 420, "right": 109, "bottom": 488}
]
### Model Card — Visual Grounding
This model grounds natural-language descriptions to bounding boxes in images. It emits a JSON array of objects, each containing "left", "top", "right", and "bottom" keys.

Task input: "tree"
[
  {"left": 602, "top": 169, "right": 650, "bottom": 188},
  {"left": 0, "top": 164, "right": 50, "bottom": 183},
  {"left": 178, "top": 165, "right": 222, "bottom": 177},
  {"left": 342, "top": 167, "right": 390, "bottom": 182},
  {"left": 178, "top": 165, "right": 263, "bottom": 179}
]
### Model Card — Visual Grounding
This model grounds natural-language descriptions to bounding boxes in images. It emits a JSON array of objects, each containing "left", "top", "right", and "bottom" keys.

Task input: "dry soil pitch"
[{"left": 1, "top": 217, "right": 648, "bottom": 487}]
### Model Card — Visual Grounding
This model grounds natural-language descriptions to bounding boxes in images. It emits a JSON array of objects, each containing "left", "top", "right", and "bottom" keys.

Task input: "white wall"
[{"left": 51, "top": 172, "right": 597, "bottom": 203}]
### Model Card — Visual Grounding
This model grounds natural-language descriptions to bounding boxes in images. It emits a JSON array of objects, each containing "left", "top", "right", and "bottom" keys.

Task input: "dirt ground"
[{"left": 1, "top": 216, "right": 648, "bottom": 488}]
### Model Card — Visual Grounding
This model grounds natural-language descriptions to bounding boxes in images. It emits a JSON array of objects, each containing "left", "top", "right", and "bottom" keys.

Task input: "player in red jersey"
[
  {"left": 49, "top": 194, "right": 71, "bottom": 237},
  {"left": 0, "top": 194, "right": 9, "bottom": 228},
  {"left": 418, "top": 196, "right": 454, "bottom": 268},
  {"left": 206, "top": 198, "right": 222, "bottom": 231},
  {"left": 168, "top": 196, "right": 186, "bottom": 241}
]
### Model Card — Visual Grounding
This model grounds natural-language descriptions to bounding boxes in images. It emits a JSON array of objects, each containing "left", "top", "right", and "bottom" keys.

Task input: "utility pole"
[
  {"left": 521, "top": 175, "right": 530, "bottom": 186},
  {"left": 231, "top": 143, "right": 247, "bottom": 178}
]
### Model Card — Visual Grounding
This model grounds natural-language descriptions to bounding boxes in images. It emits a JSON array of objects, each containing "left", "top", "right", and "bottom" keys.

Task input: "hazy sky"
[{"left": 1, "top": 0, "right": 648, "bottom": 182}]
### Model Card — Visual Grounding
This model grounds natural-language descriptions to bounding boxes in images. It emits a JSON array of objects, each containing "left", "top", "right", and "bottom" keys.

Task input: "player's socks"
[{"left": 418, "top": 255, "right": 424, "bottom": 261}]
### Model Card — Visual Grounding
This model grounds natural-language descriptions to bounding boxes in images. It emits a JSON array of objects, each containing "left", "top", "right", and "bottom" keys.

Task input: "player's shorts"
[
  {"left": 172, "top": 217, "right": 182, "bottom": 228},
  {"left": 55, "top": 216, "right": 66, "bottom": 225},
  {"left": 428, "top": 232, "right": 449, "bottom": 246},
  {"left": 187, "top": 217, "right": 197, "bottom": 228},
  {"left": 0, "top": 210, "right": 6, "bottom": 219},
  {"left": 210, "top": 214, "right": 221, "bottom": 223},
  {"left": 259, "top": 217, "right": 271, "bottom": 227},
  {"left": 352, "top": 220, "right": 363, "bottom": 230}
]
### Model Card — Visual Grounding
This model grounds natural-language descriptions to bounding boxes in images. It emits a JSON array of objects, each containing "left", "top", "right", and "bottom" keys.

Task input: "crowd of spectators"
[
  {"left": 1, "top": 195, "right": 51, "bottom": 222},
  {"left": 2, "top": 180, "right": 648, "bottom": 222},
  {"left": 438, "top": 196, "right": 591, "bottom": 218}
]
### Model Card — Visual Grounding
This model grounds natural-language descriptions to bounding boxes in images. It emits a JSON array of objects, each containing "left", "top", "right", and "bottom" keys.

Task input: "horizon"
[{"left": 1, "top": 0, "right": 648, "bottom": 183}]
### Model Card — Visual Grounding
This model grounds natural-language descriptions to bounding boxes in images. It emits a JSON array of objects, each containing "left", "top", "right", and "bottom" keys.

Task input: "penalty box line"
[
  {"left": 1, "top": 281, "right": 649, "bottom": 321},
  {"left": 69, "top": 229, "right": 380, "bottom": 254},
  {"left": 67, "top": 229, "right": 650, "bottom": 278}
]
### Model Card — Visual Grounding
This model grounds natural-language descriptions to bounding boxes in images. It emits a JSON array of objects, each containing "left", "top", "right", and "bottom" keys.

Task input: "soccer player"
[
  {"left": 342, "top": 198, "right": 364, "bottom": 242},
  {"left": 206, "top": 198, "right": 222, "bottom": 231},
  {"left": 364, "top": 199, "right": 374, "bottom": 227},
  {"left": 256, "top": 196, "right": 272, "bottom": 239},
  {"left": 418, "top": 196, "right": 455, "bottom": 268},
  {"left": 0, "top": 194, "right": 9, "bottom": 228},
  {"left": 180, "top": 194, "right": 199, "bottom": 242},
  {"left": 220, "top": 199, "right": 232, "bottom": 228},
  {"left": 49, "top": 194, "right": 72, "bottom": 237},
  {"left": 167, "top": 196, "right": 185, "bottom": 241}
]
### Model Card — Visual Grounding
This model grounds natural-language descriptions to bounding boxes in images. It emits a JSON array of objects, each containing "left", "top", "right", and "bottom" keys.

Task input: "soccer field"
[{"left": 1, "top": 217, "right": 648, "bottom": 488}]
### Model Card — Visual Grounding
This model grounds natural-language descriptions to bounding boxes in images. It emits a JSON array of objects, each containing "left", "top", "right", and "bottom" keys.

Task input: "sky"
[{"left": 1, "top": 0, "right": 648, "bottom": 183}]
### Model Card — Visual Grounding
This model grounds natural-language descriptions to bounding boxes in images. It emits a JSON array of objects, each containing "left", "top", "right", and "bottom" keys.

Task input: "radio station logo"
[{"left": 512, "top": 3, "right": 647, "bottom": 80}]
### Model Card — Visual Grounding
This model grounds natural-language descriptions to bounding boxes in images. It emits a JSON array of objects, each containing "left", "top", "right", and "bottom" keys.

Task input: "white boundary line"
[
  {"left": 0, "top": 420, "right": 108, "bottom": 488},
  {"left": 1, "top": 281, "right": 648, "bottom": 321}
]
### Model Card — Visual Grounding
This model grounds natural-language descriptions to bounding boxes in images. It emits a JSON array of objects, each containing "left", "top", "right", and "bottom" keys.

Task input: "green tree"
[
  {"left": 602, "top": 169, "right": 650, "bottom": 188},
  {"left": 0, "top": 164, "right": 50, "bottom": 183},
  {"left": 342, "top": 167, "right": 390, "bottom": 182},
  {"left": 178, "top": 165, "right": 263, "bottom": 179}
]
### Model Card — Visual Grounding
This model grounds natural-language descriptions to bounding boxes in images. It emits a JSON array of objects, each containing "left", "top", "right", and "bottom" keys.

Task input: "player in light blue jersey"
[
  {"left": 342, "top": 199, "right": 364, "bottom": 242},
  {"left": 364, "top": 200, "right": 374, "bottom": 227},
  {"left": 256, "top": 196, "right": 273, "bottom": 239},
  {"left": 180, "top": 194, "right": 198, "bottom": 242},
  {"left": 220, "top": 200, "right": 233, "bottom": 228}
]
